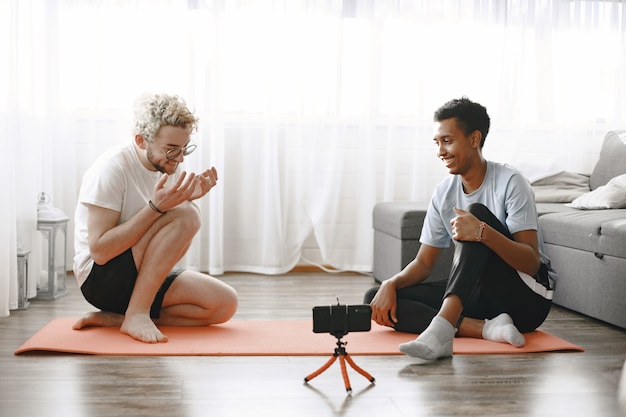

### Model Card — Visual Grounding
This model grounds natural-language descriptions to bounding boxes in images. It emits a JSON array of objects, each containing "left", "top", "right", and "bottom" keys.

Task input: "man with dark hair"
[{"left": 365, "top": 97, "right": 554, "bottom": 360}]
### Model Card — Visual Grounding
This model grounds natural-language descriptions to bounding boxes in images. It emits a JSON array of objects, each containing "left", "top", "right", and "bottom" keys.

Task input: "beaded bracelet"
[{"left": 476, "top": 222, "right": 486, "bottom": 242}]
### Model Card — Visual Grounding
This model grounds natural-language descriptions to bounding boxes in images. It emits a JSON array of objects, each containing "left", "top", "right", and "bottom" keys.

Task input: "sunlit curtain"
[
  {"left": 3, "top": 0, "right": 626, "bottom": 316},
  {"left": 1, "top": 1, "right": 49, "bottom": 315},
  {"left": 0, "top": 100, "right": 17, "bottom": 316}
]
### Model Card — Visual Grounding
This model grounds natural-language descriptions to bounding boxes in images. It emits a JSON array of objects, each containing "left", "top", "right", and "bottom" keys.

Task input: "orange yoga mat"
[{"left": 14, "top": 317, "right": 584, "bottom": 356}]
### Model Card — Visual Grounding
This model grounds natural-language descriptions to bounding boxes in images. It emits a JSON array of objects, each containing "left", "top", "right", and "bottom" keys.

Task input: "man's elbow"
[
  {"left": 89, "top": 245, "right": 113, "bottom": 266},
  {"left": 527, "top": 255, "right": 541, "bottom": 277},
  {"left": 90, "top": 253, "right": 109, "bottom": 266}
]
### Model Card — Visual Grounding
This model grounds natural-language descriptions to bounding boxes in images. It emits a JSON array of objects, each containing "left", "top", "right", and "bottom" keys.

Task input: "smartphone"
[{"left": 312, "top": 304, "right": 371, "bottom": 336}]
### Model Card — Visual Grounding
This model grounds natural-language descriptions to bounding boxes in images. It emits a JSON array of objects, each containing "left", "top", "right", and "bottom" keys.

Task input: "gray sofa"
[{"left": 372, "top": 130, "right": 626, "bottom": 329}]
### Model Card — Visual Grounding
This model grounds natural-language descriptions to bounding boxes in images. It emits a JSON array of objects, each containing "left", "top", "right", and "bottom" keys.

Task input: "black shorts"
[{"left": 80, "top": 248, "right": 183, "bottom": 319}]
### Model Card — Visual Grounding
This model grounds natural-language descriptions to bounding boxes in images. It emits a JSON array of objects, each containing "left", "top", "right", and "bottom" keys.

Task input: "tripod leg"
[
  {"left": 344, "top": 353, "right": 376, "bottom": 383},
  {"left": 338, "top": 355, "right": 352, "bottom": 394},
  {"left": 304, "top": 355, "right": 337, "bottom": 383}
]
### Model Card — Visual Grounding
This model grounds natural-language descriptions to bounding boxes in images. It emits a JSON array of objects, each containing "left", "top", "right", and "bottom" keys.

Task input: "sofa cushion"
[
  {"left": 590, "top": 130, "right": 626, "bottom": 190},
  {"left": 539, "top": 209, "right": 626, "bottom": 258},
  {"left": 532, "top": 171, "right": 590, "bottom": 203},
  {"left": 535, "top": 202, "right": 578, "bottom": 216}
]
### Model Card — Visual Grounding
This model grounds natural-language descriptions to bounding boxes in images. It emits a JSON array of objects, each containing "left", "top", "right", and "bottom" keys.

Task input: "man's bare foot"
[
  {"left": 120, "top": 313, "right": 168, "bottom": 343},
  {"left": 73, "top": 311, "right": 124, "bottom": 330}
]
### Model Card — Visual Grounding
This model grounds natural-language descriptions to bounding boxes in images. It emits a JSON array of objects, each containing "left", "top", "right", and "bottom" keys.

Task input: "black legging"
[{"left": 364, "top": 203, "right": 552, "bottom": 334}]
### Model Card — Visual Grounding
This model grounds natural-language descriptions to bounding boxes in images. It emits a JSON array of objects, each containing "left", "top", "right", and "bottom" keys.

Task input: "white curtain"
[{"left": 2, "top": 0, "right": 626, "bottom": 316}]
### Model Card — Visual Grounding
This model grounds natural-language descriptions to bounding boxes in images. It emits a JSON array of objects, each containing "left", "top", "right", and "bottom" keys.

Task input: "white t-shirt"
[
  {"left": 420, "top": 161, "right": 539, "bottom": 249},
  {"left": 73, "top": 143, "right": 179, "bottom": 286}
]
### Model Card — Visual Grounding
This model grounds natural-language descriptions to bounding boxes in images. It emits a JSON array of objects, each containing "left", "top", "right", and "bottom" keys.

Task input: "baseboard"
[{"left": 290, "top": 264, "right": 361, "bottom": 274}]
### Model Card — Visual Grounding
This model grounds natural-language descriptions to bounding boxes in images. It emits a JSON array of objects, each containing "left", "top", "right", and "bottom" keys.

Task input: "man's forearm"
[
  {"left": 89, "top": 204, "right": 162, "bottom": 265},
  {"left": 388, "top": 257, "right": 432, "bottom": 290},
  {"left": 479, "top": 225, "right": 540, "bottom": 276}
]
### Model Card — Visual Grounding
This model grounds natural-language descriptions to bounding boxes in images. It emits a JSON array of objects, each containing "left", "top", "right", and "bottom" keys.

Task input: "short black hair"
[{"left": 433, "top": 97, "right": 490, "bottom": 148}]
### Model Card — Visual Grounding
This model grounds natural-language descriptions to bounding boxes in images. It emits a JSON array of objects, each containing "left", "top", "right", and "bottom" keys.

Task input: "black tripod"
[{"left": 304, "top": 335, "right": 375, "bottom": 394}]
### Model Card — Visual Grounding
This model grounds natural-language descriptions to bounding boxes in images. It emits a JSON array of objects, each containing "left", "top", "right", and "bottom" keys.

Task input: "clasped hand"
[
  {"left": 450, "top": 207, "right": 480, "bottom": 242},
  {"left": 151, "top": 167, "right": 218, "bottom": 212}
]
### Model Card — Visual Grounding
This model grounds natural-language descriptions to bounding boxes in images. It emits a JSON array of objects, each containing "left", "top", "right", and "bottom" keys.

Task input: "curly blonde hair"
[{"left": 132, "top": 93, "right": 199, "bottom": 143}]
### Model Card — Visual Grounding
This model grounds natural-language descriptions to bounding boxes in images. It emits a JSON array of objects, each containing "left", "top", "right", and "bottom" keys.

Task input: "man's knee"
[
  {"left": 214, "top": 286, "right": 238, "bottom": 323},
  {"left": 467, "top": 202, "right": 489, "bottom": 219},
  {"left": 197, "top": 279, "right": 238, "bottom": 324},
  {"left": 169, "top": 202, "right": 202, "bottom": 234}
]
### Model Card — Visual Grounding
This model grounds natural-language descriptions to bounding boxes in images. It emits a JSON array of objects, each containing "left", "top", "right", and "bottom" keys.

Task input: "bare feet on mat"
[
  {"left": 72, "top": 311, "right": 124, "bottom": 330},
  {"left": 120, "top": 313, "right": 168, "bottom": 344},
  {"left": 73, "top": 311, "right": 168, "bottom": 344}
]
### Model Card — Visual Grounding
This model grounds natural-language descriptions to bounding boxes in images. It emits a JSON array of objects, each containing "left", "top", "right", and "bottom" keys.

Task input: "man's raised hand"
[
  {"left": 188, "top": 167, "right": 219, "bottom": 201},
  {"left": 151, "top": 171, "right": 197, "bottom": 212}
]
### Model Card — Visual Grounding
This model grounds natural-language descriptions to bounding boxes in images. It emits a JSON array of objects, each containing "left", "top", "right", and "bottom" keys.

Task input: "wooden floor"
[{"left": 1, "top": 272, "right": 625, "bottom": 417}]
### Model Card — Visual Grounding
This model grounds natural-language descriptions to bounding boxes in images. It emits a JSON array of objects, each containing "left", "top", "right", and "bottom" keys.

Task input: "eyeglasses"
[{"left": 164, "top": 143, "right": 197, "bottom": 160}]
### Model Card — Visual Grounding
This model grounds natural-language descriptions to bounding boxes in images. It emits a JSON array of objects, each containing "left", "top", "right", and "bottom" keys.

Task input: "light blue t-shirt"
[
  {"left": 420, "top": 160, "right": 556, "bottom": 291},
  {"left": 421, "top": 161, "right": 539, "bottom": 249}
]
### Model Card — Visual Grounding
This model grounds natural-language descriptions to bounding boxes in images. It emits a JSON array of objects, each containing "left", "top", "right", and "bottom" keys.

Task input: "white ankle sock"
[
  {"left": 482, "top": 313, "right": 525, "bottom": 347},
  {"left": 399, "top": 316, "right": 455, "bottom": 360}
]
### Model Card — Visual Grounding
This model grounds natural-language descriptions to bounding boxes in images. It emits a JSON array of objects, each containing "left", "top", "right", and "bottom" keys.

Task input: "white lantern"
[{"left": 36, "top": 192, "right": 69, "bottom": 300}]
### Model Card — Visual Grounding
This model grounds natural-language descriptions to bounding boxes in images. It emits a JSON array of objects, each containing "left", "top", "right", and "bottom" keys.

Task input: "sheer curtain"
[{"left": 2, "top": 0, "right": 625, "bottom": 316}]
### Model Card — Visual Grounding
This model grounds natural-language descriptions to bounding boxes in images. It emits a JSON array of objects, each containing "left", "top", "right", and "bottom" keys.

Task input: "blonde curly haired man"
[{"left": 73, "top": 93, "right": 237, "bottom": 343}]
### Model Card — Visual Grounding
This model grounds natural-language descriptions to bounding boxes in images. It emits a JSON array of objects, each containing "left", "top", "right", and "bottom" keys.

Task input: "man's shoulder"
[
  {"left": 433, "top": 175, "right": 456, "bottom": 195},
  {"left": 431, "top": 175, "right": 459, "bottom": 209},
  {"left": 102, "top": 142, "right": 134, "bottom": 161},
  {"left": 488, "top": 161, "right": 530, "bottom": 185},
  {"left": 489, "top": 160, "right": 522, "bottom": 176},
  {"left": 89, "top": 143, "right": 134, "bottom": 171}
]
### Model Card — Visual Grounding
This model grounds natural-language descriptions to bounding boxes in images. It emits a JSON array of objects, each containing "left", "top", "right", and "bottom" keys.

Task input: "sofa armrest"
[{"left": 373, "top": 202, "right": 453, "bottom": 283}]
